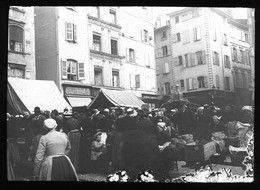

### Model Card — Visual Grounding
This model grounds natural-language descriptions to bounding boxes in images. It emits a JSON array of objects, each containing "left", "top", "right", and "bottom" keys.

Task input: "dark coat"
[{"left": 175, "top": 109, "right": 197, "bottom": 136}]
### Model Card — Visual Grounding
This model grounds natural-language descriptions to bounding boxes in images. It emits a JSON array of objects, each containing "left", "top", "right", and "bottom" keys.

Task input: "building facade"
[
  {"left": 165, "top": 7, "right": 252, "bottom": 106},
  {"left": 35, "top": 6, "right": 158, "bottom": 109},
  {"left": 118, "top": 7, "right": 158, "bottom": 108},
  {"left": 8, "top": 6, "right": 36, "bottom": 80},
  {"left": 35, "top": 7, "right": 91, "bottom": 108}
]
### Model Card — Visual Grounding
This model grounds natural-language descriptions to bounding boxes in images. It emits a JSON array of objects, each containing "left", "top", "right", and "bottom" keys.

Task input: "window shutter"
[
  {"left": 193, "top": 28, "right": 196, "bottom": 41},
  {"left": 197, "top": 26, "right": 201, "bottom": 40},
  {"left": 61, "top": 59, "right": 67, "bottom": 79},
  {"left": 65, "top": 22, "right": 68, "bottom": 40},
  {"left": 73, "top": 24, "right": 77, "bottom": 42},
  {"left": 167, "top": 45, "right": 171, "bottom": 55},
  {"left": 217, "top": 53, "right": 220, "bottom": 66},
  {"left": 135, "top": 51, "right": 139, "bottom": 64},
  {"left": 231, "top": 47, "right": 234, "bottom": 61},
  {"left": 191, "top": 53, "right": 195, "bottom": 66},
  {"left": 140, "top": 30, "right": 143, "bottom": 41},
  {"left": 193, "top": 78, "right": 197, "bottom": 89},
  {"left": 188, "top": 53, "right": 192, "bottom": 67},
  {"left": 125, "top": 48, "right": 129, "bottom": 61},
  {"left": 165, "top": 62, "right": 169, "bottom": 73},
  {"left": 78, "top": 62, "right": 85, "bottom": 80},
  {"left": 245, "top": 49, "right": 248, "bottom": 64},
  {"left": 202, "top": 51, "right": 206, "bottom": 64},
  {"left": 186, "top": 78, "right": 190, "bottom": 90},
  {"left": 213, "top": 52, "right": 216, "bottom": 65},
  {"left": 216, "top": 75, "right": 220, "bottom": 88},
  {"left": 204, "top": 76, "right": 208, "bottom": 88}
]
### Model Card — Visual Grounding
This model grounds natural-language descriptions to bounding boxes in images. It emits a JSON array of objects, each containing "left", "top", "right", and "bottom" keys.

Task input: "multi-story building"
[
  {"left": 8, "top": 6, "right": 35, "bottom": 79},
  {"left": 154, "top": 19, "right": 173, "bottom": 102},
  {"left": 35, "top": 6, "right": 158, "bottom": 108},
  {"left": 164, "top": 7, "right": 252, "bottom": 106},
  {"left": 35, "top": 7, "right": 91, "bottom": 108},
  {"left": 118, "top": 7, "right": 158, "bottom": 108}
]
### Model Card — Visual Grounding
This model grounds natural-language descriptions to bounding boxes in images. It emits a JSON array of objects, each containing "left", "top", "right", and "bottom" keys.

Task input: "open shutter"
[
  {"left": 212, "top": 52, "right": 216, "bottom": 65},
  {"left": 188, "top": 53, "right": 192, "bottom": 67},
  {"left": 191, "top": 53, "right": 195, "bottom": 66},
  {"left": 167, "top": 45, "right": 171, "bottom": 55},
  {"left": 140, "top": 29, "right": 143, "bottom": 41},
  {"left": 186, "top": 78, "right": 190, "bottom": 90},
  {"left": 78, "top": 62, "right": 85, "bottom": 80},
  {"left": 125, "top": 48, "right": 129, "bottom": 61},
  {"left": 61, "top": 59, "right": 67, "bottom": 79},
  {"left": 193, "top": 78, "right": 197, "bottom": 89},
  {"left": 135, "top": 51, "right": 139, "bottom": 64},
  {"left": 202, "top": 51, "right": 206, "bottom": 64},
  {"left": 197, "top": 26, "right": 201, "bottom": 40},
  {"left": 204, "top": 76, "right": 208, "bottom": 88},
  {"left": 193, "top": 28, "right": 196, "bottom": 41},
  {"left": 231, "top": 47, "right": 234, "bottom": 61},
  {"left": 73, "top": 24, "right": 77, "bottom": 42},
  {"left": 65, "top": 22, "right": 68, "bottom": 41}
]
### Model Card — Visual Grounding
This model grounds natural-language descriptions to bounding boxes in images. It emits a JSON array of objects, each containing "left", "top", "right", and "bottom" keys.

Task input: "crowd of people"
[{"left": 7, "top": 101, "right": 254, "bottom": 181}]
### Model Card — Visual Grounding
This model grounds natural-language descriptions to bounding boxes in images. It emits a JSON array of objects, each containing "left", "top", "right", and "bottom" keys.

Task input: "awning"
[
  {"left": 88, "top": 88, "right": 145, "bottom": 109},
  {"left": 67, "top": 97, "right": 92, "bottom": 107},
  {"left": 7, "top": 77, "right": 71, "bottom": 114}
]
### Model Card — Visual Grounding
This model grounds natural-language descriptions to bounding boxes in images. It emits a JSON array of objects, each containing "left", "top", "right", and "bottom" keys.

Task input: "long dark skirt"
[
  {"left": 68, "top": 130, "right": 81, "bottom": 172},
  {"left": 78, "top": 132, "right": 92, "bottom": 173},
  {"left": 51, "top": 156, "right": 78, "bottom": 181}
]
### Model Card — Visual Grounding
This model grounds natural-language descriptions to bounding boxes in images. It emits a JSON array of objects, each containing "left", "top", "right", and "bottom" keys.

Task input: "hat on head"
[
  {"left": 34, "top": 106, "right": 41, "bottom": 113},
  {"left": 104, "top": 108, "right": 109, "bottom": 113},
  {"left": 43, "top": 118, "right": 57, "bottom": 130},
  {"left": 176, "top": 83, "right": 179, "bottom": 87},
  {"left": 242, "top": 106, "right": 252, "bottom": 112},
  {"left": 93, "top": 130, "right": 102, "bottom": 140}
]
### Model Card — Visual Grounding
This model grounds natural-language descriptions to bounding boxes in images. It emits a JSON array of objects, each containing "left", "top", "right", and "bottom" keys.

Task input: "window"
[
  {"left": 213, "top": 51, "right": 220, "bottom": 66},
  {"left": 164, "top": 82, "right": 171, "bottom": 95},
  {"left": 129, "top": 48, "right": 135, "bottom": 62},
  {"left": 223, "top": 33, "right": 228, "bottom": 45},
  {"left": 232, "top": 71, "right": 237, "bottom": 87},
  {"left": 111, "top": 39, "right": 118, "bottom": 55},
  {"left": 186, "top": 78, "right": 197, "bottom": 91},
  {"left": 112, "top": 70, "right": 119, "bottom": 87},
  {"left": 245, "top": 33, "right": 249, "bottom": 42},
  {"left": 198, "top": 76, "right": 208, "bottom": 88},
  {"left": 65, "top": 22, "right": 77, "bottom": 42},
  {"left": 94, "top": 68, "right": 103, "bottom": 85},
  {"left": 175, "top": 16, "right": 179, "bottom": 23},
  {"left": 143, "top": 29, "right": 149, "bottom": 42},
  {"left": 184, "top": 54, "right": 189, "bottom": 67},
  {"left": 232, "top": 47, "right": 238, "bottom": 62},
  {"left": 224, "top": 55, "right": 230, "bottom": 68},
  {"left": 93, "top": 34, "right": 101, "bottom": 51},
  {"left": 238, "top": 49, "right": 243, "bottom": 63},
  {"left": 161, "top": 30, "right": 167, "bottom": 40},
  {"left": 9, "top": 25, "right": 24, "bottom": 52},
  {"left": 213, "top": 28, "right": 217, "bottom": 41},
  {"left": 135, "top": 74, "right": 140, "bottom": 88},
  {"left": 224, "top": 77, "right": 230, "bottom": 90},
  {"left": 196, "top": 51, "right": 206, "bottom": 65},
  {"left": 192, "top": 10, "right": 200, "bottom": 18},
  {"left": 182, "top": 30, "right": 190, "bottom": 44},
  {"left": 110, "top": 9, "right": 116, "bottom": 24},
  {"left": 162, "top": 46, "right": 168, "bottom": 56},
  {"left": 193, "top": 27, "right": 201, "bottom": 41},
  {"left": 178, "top": 56, "right": 183, "bottom": 65},
  {"left": 180, "top": 79, "right": 185, "bottom": 91},
  {"left": 163, "top": 62, "right": 169, "bottom": 74},
  {"left": 173, "top": 33, "right": 181, "bottom": 43},
  {"left": 89, "top": 7, "right": 100, "bottom": 18},
  {"left": 216, "top": 75, "right": 220, "bottom": 89},
  {"left": 61, "top": 59, "right": 85, "bottom": 81},
  {"left": 244, "top": 50, "right": 249, "bottom": 65},
  {"left": 235, "top": 71, "right": 239, "bottom": 87}
]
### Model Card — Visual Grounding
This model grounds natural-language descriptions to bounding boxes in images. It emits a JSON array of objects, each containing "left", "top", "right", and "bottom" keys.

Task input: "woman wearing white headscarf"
[{"left": 33, "top": 118, "right": 78, "bottom": 181}]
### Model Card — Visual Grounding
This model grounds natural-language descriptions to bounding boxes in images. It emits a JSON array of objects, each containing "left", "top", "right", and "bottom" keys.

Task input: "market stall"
[
  {"left": 88, "top": 88, "right": 145, "bottom": 109},
  {"left": 7, "top": 77, "right": 71, "bottom": 114}
]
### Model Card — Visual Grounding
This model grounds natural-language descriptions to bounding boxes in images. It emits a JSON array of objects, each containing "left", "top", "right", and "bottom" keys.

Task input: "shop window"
[{"left": 9, "top": 25, "right": 24, "bottom": 52}]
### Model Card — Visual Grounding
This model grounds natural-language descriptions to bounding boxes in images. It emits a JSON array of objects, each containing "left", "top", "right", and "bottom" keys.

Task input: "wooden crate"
[{"left": 184, "top": 141, "right": 216, "bottom": 162}]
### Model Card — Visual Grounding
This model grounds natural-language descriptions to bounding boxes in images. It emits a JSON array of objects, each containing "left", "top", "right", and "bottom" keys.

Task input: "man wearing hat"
[
  {"left": 33, "top": 119, "right": 78, "bottom": 181},
  {"left": 172, "top": 83, "right": 183, "bottom": 101}
]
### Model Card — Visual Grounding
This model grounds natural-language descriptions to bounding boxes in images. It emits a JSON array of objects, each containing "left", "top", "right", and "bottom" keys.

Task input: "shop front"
[
  {"left": 141, "top": 93, "right": 159, "bottom": 109},
  {"left": 62, "top": 84, "right": 94, "bottom": 111}
]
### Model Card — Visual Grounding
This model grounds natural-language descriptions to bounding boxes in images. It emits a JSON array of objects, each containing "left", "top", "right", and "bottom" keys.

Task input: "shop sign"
[
  {"left": 65, "top": 86, "right": 91, "bottom": 96},
  {"left": 142, "top": 94, "right": 158, "bottom": 100},
  {"left": 8, "top": 68, "right": 24, "bottom": 78}
]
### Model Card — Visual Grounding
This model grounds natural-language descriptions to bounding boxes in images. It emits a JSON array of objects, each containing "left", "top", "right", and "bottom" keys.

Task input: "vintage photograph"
[{"left": 6, "top": 6, "right": 254, "bottom": 182}]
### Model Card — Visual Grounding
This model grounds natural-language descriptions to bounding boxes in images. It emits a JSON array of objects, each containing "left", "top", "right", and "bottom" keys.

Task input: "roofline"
[{"left": 166, "top": 7, "right": 195, "bottom": 17}]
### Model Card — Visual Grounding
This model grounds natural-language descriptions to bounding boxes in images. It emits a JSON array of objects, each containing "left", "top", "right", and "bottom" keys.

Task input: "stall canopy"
[
  {"left": 67, "top": 97, "right": 92, "bottom": 107},
  {"left": 88, "top": 88, "right": 145, "bottom": 109},
  {"left": 7, "top": 77, "right": 71, "bottom": 114}
]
